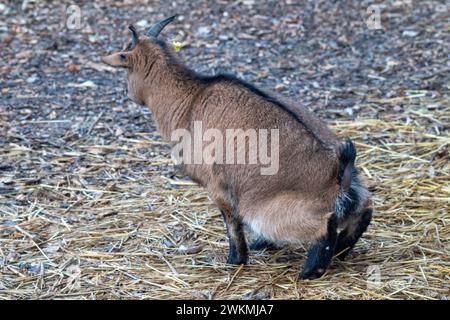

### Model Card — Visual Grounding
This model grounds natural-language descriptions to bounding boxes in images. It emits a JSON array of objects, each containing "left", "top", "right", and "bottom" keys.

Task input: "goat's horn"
[
  {"left": 146, "top": 15, "right": 177, "bottom": 37},
  {"left": 128, "top": 25, "right": 139, "bottom": 47}
]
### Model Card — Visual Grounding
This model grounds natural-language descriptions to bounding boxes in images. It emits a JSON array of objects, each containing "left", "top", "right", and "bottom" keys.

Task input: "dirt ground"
[{"left": 0, "top": 1, "right": 449, "bottom": 299}]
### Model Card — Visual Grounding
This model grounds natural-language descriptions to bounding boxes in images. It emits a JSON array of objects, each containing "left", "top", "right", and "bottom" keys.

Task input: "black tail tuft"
[{"left": 338, "top": 137, "right": 356, "bottom": 191}]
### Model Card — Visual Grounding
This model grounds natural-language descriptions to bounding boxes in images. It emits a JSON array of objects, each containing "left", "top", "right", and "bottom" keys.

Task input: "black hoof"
[
  {"left": 299, "top": 267, "right": 326, "bottom": 280},
  {"left": 335, "top": 248, "right": 351, "bottom": 261},
  {"left": 226, "top": 255, "right": 247, "bottom": 265}
]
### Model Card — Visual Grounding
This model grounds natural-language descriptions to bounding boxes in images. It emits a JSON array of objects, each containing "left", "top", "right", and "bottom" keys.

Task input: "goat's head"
[{"left": 102, "top": 15, "right": 177, "bottom": 105}]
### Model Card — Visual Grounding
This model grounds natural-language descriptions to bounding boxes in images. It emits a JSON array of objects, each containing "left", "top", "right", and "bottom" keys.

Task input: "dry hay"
[{"left": 0, "top": 93, "right": 449, "bottom": 300}]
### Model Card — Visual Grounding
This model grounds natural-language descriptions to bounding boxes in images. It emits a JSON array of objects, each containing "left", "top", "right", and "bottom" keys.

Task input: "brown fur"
[{"left": 103, "top": 32, "right": 362, "bottom": 251}]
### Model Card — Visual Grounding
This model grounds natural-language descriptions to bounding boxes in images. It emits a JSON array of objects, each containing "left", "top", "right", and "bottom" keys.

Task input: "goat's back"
[{"left": 185, "top": 76, "right": 341, "bottom": 203}]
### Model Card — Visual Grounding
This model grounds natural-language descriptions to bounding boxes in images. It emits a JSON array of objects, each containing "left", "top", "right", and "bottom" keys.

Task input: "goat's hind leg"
[
  {"left": 220, "top": 208, "right": 248, "bottom": 265},
  {"left": 249, "top": 236, "right": 277, "bottom": 251},
  {"left": 300, "top": 215, "right": 338, "bottom": 280},
  {"left": 335, "top": 208, "right": 372, "bottom": 260}
]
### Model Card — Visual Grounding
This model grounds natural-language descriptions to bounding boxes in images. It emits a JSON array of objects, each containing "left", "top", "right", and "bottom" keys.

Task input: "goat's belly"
[{"left": 241, "top": 194, "right": 332, "bottom": 243}]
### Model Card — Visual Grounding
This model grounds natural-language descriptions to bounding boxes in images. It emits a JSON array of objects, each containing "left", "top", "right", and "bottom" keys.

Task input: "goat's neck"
[{"left": 142, "top": 62, "right": 200, "bottom": 140}]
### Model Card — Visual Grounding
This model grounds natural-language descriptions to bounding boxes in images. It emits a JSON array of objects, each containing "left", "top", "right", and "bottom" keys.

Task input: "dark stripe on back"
[{"left": 199, "top": 74, "right": 329, "bottom": 148}]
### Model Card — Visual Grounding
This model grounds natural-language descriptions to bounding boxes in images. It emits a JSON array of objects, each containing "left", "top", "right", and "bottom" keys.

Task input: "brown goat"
[{"left": 102, "top": 16, "right": 373, "bottom": 279}]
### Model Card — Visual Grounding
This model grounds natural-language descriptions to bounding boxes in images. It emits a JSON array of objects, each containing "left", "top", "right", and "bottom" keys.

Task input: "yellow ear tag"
[{"left": 172, "top": 41, "right": 183, "bottom": 53}]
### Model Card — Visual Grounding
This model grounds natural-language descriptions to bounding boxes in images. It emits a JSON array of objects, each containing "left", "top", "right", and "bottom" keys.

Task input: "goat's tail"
[
  {"left": 335, "top": 138, "right": 358, "bottom": 218},
  {"left": 338, "top": 137, "right": 356, "bottom": 192}
]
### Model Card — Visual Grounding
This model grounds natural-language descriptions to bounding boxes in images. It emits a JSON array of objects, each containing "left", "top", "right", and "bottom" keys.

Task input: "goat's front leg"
[
  {"left": 300, "top": 214, "right": 338, "bottom": 280},
  {"left": 220, "top": 207, "right": 248, "bottom": 265}
]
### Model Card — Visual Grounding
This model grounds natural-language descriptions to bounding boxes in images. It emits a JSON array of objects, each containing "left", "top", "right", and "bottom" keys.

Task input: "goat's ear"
[{"left": 101, "top": 52, "right": 130, "bottom": 68}]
